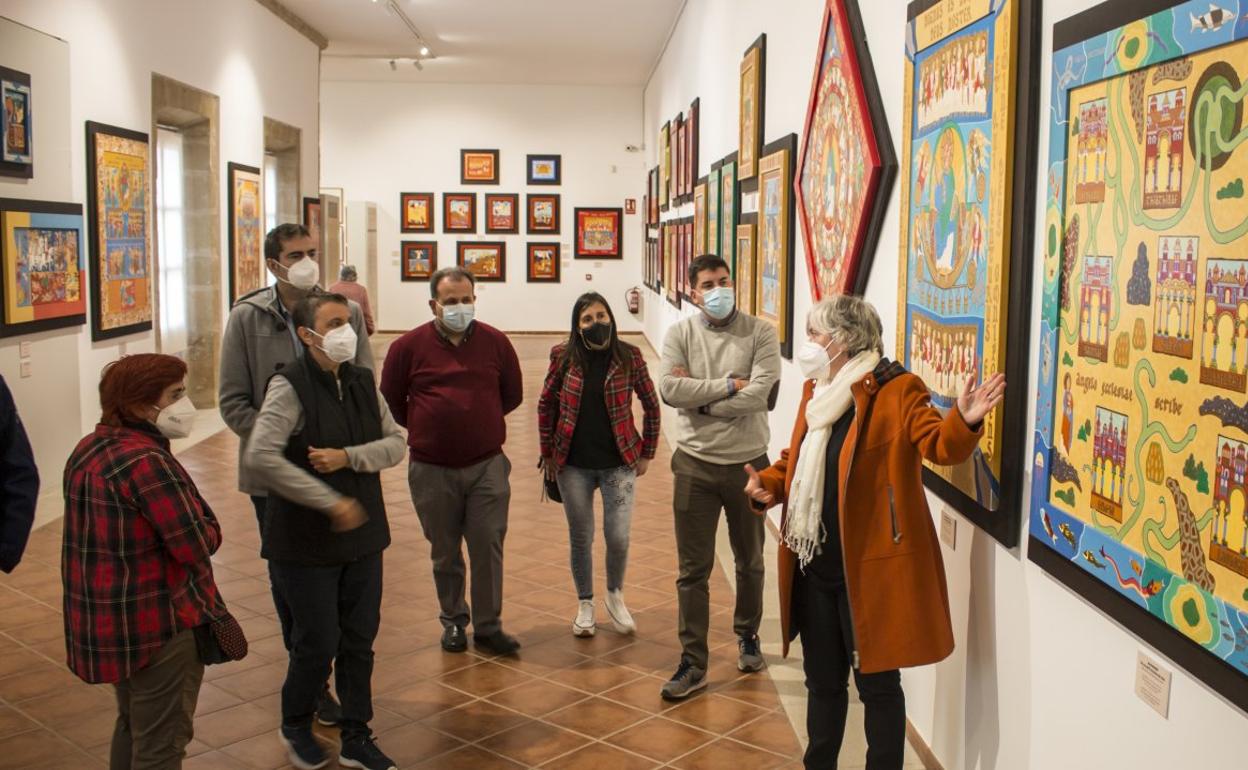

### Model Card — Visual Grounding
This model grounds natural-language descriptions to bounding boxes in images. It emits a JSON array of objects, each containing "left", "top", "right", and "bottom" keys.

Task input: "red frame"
[
  {"left": 527, "top": 242, "right": 561, "bottom": 282},
  {"left": 400, "top": 240, "right": 437, "bottom": 281},
  {"left": 574, "top": 207, "right": 623, "bottom": 259},
  {"left": 484, "top": 193, "right": 519, "bottom": 234},
  {"left": 400, "top": 192, "right": 434, "bottom": 233},
  {"left": 527, "top": 193, "right": 561, "bottom": 234},
  {"left": 456, "top": 241, "right": 506, "bottom": 281},
  {"left": 443, "top": 193, "right": 476, "bottom": 233}
]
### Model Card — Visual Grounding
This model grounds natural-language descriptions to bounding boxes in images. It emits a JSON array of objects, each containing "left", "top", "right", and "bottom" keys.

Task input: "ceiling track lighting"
[{"left": 383, "top": 0, "right": 434, "bottom": 59}]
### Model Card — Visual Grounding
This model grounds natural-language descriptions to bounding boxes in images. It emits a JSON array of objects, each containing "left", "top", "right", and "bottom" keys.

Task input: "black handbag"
[{"left": 538, "top": 459, "right": 563, "bottom": 503}]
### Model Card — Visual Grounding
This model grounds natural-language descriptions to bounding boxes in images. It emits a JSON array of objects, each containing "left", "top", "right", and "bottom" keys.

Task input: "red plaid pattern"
[
  {"left": 61, "top": 423, "right": 225, "bottom": 684},
  {"left": 538, "top": 342, "right": 661, "bottom": 468}
]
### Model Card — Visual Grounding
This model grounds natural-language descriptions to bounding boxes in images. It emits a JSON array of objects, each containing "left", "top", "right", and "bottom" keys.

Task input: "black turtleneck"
[{"left": 566, "top": 347, "right": 624, "bottom": 470}]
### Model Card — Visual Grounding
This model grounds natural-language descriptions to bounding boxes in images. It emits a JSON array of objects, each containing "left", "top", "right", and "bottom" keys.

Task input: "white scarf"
[{"left": 783, "top": 350, "right": 881, "bottom": 569}]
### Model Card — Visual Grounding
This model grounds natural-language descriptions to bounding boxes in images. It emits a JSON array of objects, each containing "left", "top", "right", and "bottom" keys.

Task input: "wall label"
[{"left": 1134, "top": 651, "right": 1172, "bottom": 718}]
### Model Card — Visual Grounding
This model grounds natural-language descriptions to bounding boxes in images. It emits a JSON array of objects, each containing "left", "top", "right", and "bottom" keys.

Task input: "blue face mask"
[
  {"left": 437, "top": 301, "right": 475, "bottom": 333},
  {"left": 700, "top": 286, "right": 736, "bottom": 320}
]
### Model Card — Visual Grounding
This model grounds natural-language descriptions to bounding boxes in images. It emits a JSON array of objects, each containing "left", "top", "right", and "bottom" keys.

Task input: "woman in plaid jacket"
[{"left": 538, "top": 292, "right": 661, "bottom": 638}]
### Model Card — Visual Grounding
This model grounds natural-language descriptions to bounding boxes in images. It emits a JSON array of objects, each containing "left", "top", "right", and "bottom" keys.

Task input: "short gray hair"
[
  {"left": 430, "top": 265, "right": 475, "bottom": 299},
  {"left": 807, "top": 295, "right": 884, "bottom": 356},
  {"left": 339, "top": 264, "right": 358, "bottom": 281}
]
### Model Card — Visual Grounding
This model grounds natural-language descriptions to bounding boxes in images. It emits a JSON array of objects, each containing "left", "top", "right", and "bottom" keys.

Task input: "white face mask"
[
  {"left": 309, "top": 324, "right": 358, "bottom": 364},
  {"left": 437, "top": 302, "right": 475, "bottom": 333},
  {"left": 279, "top": 256, "right": 320, "bottom": 291},
  {"left": 797, "top": 339, "right": 847, "bottom": 380},
  {"left": 155, "top": 396, "right": 196, "bottom": 439}
]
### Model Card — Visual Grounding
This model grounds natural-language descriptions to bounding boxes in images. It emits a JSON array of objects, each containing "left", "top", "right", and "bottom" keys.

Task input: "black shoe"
[
  {"left": 315, "top": 684, "right": 342, "bottom": 726},
  {"left": 441, "top": 625, "right": 468, "bottom": 653},
  {"left": 339, "top": 735, "right": 398, "bottom": 770},
  {"left": 660, "top": 658, "right": 707, "bottom": 700},
  {"left": 278, "top": 725, "right": 329, "bottom": 770},
  {"left": 737, "top": 634, "right": 765, "bottom": 673},
  {"left": 473, "top": 629, "right": 521, "bottom": 656}
]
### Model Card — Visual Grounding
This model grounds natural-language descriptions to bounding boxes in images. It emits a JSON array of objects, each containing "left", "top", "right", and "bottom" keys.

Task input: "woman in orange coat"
[{"left": 744, "top": 296, "right": 1004, "bottom": 769}]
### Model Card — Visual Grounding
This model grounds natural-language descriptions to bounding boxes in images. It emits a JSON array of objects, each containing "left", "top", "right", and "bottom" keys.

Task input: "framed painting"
[
  {"left": 457, "top": 241, "right": 505, "bottom": 282},
  {"left": 0, "top": 199, "right": 86, "bottom": 338},
  {"left": 574, "top": 207, "right": 622, "bottom": 259},
  {"left": 461, "top": 149, "right": 499, "bottom": 185},
  {"left": 484, "top": 193, "right": 519, "bottom": 234},
  {"left": 680, "top": 217, "right": 693, "bottom": 301},
  {"left": 664, "top": 223, "right": 680, "bottom": 308},
  {"left": 756, "top": 135, "right": 798, "bottom": 359},
  {"left": 896, "top": 0, "right": 1039, "bottom": 546},
  {"left": 0, "top": 67, "right": 32, "bottom": 179},
  {"left": 302, "top": 196, "right": 321, "bottom": 236},
  {"left": 719, "top": 155, "right": 739, "bottom": 275},
  {"left": 659, "top": 121, "right": 672, "bottom": 211},
  {"left": 796, "top": 0, "right": 898, "bottom": 299},
  {"left": 707, "top": 166, "right": 721, "bottom": 258},
  {"left": 686, "top": 98, "right": 700, "bottom": 199},
  {"left": 527, "top": 193, "right": 560, "bottom": 234},
  {"left": 400, "top": 192, "right": 434, "bottom": 233},
  {"left": 693, "top": 179, "right": 708, "bottom": 256},
  {"left": 674, "top": 113, "right": 686, "bottom": 204},
  {"left": 1029, "top": 0, "right": 1248, "bottom": 714},
  {"left": 227, "top": 162, "right": 263, "bottom": 303},
  {"left": 400, "top": 240, "right": 436, "bottom": 282},
  {"left": 527, "top": 242, "right": 561, "bottom": 283},
  {"left": 736, "top": 217, "right": 757, "bottom": 316},
  {"left": 739, "top": 34, "right": 767, "bottom": 181},
  {"left": 526, "top": 154, "right": 561, "bottom": 185},
  {"left": 86, "top": 121, "right": 152, "bottom": 341},
  {"left": 443, "top": 193, "right": 476, "bottom": 234}
]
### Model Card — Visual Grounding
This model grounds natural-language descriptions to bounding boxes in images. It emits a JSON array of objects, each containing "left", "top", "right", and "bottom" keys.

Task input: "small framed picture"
[
  {"left": 0, "top": 67, "right": 33, "bottom": 178},
  {"left": 461, "top": 149, "right": 499, "bottom": 185},
  {"left": 526, "top": 154, "right": 561, "bottom": 185},
  {"left": 458, "top": 241, "right": 506, "bottom": 282},
  {"left": 400, "top": 192, "right": 434, "bottom": 233},
  {"left": 527, "top": 193, "right": 561, "bottom": 235},
  {"left": 401, "top": 241, "right": 437, "bottom": 281},
  {"left": 302, "top": 196, "right": 321, "bottom": 236},
  {"left": 484, "top": 193, "right": 519, "bottom": 234},
  {"left": 443, "top": 193, "right": 477, "bottom": 234},
  {"left": 527, "top": 242, "right": 561, "bottom": 283},
  {"left": 574, "top": 207, "right": 623, "bottom": 259}
]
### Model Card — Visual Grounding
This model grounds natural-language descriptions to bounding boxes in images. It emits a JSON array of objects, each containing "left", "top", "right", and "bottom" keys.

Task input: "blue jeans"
[{"left": 557, "top": 465, "right": 636, "bottom": 600}]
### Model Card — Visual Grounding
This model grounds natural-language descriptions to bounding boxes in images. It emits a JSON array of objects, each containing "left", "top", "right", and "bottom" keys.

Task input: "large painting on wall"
[
  {"left": 895, "top": 0, "right": 1039, "bottom": 545},
  {"left": 86, "top": 121, "right": 152, "bottom": 341},
  {"left": 228, "top": 162, "right": 262, "bottom": 303},
  {"left": 796, "top": 0, "right": 897, "bottom": 299},
  {"left": 0, "top": 199, "right": 85, "bottom": 338},
  {"left": 757, "top": 135, "right": 797, "bottom": 359},
  {"left": 1030, "top": 0, "right": 1248, "bottom": 714},
  {"left": 739, "top": 35, "right": 767, "bottom": 181},
  {"left": 0, "top": 67, "right": 32, "bottom": 179}
]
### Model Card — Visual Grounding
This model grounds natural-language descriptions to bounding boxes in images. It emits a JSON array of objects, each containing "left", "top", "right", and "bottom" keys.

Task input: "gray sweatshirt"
[
  {"left": 218, "top": 285, "right": 374, "bottom": 495},
  {"left": 244, "top": 376, "right": 406, "bottom": 513},
  {"left": 659, "top": 311, "right": 781, "bottom": 464}
]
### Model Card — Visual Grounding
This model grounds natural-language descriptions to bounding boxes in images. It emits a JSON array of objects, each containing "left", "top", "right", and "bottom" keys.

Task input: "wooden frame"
[
  {"left": 736, "top": 216, "right": 758, "bottom": 316},
  {"left": 796, "top": 0, "right": 898, "bottom": 299},
  {"left": 693, "top": 178, "right": 708, "bottom": 256},
  {"left": 484, "top": 193, "right": 519, "bottom": 234},
  {"left": 707, "top": 166, "right": 721, "bottom": 258},
  {"left": 0, "top": 198, "right": 86, "bottom": 338},
  {"left": 400, "top": 240, "right": 436, "bottom": 282},
  {"left": 674, "top": 113, "right": 686, "bottom": 204},
  {"left": 739, "top": 34, "right": 767, "bottom": 181},
  {"left": 659, "top": 121, "right": 672, "bottom": 211},
  {"left": 443, "top": 193, "right": 476, "bottom": 234},
  {"left": 718, "top": 154, "right": 739, "bottom": 277},
  {"left": 0, "top": 66, "right": 33, "bottom": 179},
  {"left": 526, "top": 154, "right": 561, "bottom": 185},
  {"left": 400, "top": 192, "right": 434, "bottom": 233},
  {"left": 574, "top": 207, "right": 623, "bottom": 259},
  {"left": 457, "top": 241, "right": 505, "bottom": 282},
  {"left": 649, "top": 166, "right": 660, "bottom": 224},
  {"left": 302, "top": 196, "right": 321, "bottom": 235},
  {"left": 526, "top": 193, "right": 561, "bottom": 235},
  {"left": 664, "top": 222, "right": 680, "bottom": 309},
  {"left": 679, "top": 217, "right": 693, "bottom": 301},
  {"left": 756, "top": 135, "right": 798, "bottom": 359},
  {"left": 227, "top": 162, "right": 263, "bottom": 303},
  {"left": 526, "top": 242, "right": 561, "bottom": 283},
  {"left": 686, "top": 98, "right": 700, "bottom": 199},
  {"left": 460, "top": 148, "right": 499, "bottom": 185},
  {"left": 85, "top": 121, "right": 152, "bottom": 341}
]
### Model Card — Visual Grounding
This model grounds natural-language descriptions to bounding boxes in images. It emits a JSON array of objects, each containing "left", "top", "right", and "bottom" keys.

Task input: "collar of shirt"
[
  {"left": 276, "top": 300, "right": 305, "bottom": 352},
  {"left": 700, "top": 308, "right": 739, "bottom": 330},
  {"left": 434, "top": 319, "right": 476, "bottom": 346}
]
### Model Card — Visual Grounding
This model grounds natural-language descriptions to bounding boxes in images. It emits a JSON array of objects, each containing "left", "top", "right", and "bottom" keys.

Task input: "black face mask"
[{"left": 581, "top": 322, "right": 612, "bottom": 349}]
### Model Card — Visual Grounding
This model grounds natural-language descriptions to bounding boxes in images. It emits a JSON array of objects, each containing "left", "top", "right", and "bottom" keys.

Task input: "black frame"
[
  {"left": 484, "top": 193, "right": 520, "bottom": 234},
  {"left": 757, "top": 134, "right": 798, "bottom": 360},
  {"left": 526, "top": 154, "right": 561, "bottom": 185},
  {"left": 0, "top": 198, "right": 86, "bottom": 338},
  {"left": 660, "top": 121, "right": 672, "bottom": 212},
  {"left": 573, "top": 207, "right": 624, "bottom": 260},
  {"left": 685, "top": 97, "right": 700, "bottom": 203},
  {"left": 456, "top": 240, "right": 506, "bottom": 282},
  {"left": 85, "top": 120, "right": 152, "bottom": 341},
  {"left": 526, "top": 193, "right": 561, "bottom": 235},
  {"left": 226, "top": 162, "right": 262, "bottom": 304},
  {"left": 526, "top": 242, "right": 561, "bottom": 283},
  {"left": 0, "top": 66, "right": 33, "bottom": 179},
  {"left": 442, "top": 193, "right": 477, "bottom": 234},
  {"left": 739, "top": 34, "right": 767, "bottom": 181},
  {"left": 460, "top": 148, "right": 499, "bottom": 185},
  {"left": 400, "top": 191, "right": 434, "bottom": 233},
  {"left": 400, "top": 240, "right": 437, "bottom": 282}
]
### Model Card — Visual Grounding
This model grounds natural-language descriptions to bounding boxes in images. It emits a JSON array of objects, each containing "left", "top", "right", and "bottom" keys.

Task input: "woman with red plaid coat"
[
  {"left": 62, "top": 354, "right": 232, "bottom": 769},
  {"left": 538, "top": 293, "right": 661, "bottom": 638}
]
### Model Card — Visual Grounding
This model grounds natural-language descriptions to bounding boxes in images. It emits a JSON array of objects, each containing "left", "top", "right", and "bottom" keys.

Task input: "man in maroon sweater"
[{"left": 380, "top": 266, "right": 524, "bottom": 655}]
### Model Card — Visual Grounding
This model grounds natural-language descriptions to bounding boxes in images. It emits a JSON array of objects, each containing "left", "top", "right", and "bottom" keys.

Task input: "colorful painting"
[
  {"left": 485, "top": 193, "right": 519, "bottom": 234},
  {"left": 527, "top": 242, "right": 561, "bottom": 283},
  {"left": 86, "top": 122, "right": 152, "bottom": 341},
  {"left": 400, "top": 192, "right": 433, "bottom": 233},
  {"left": 756, "top": 136, "right": 797, "bottom": 358},
  {"left": 461, "top": 149, "right": 499, "bottom": 185},
  {"left": 0, "top": 201, "right": 86, "bottom": 338},
  {"left": 693, "top": 180, "right": 708, "bottom": 255},
  {"left": 896, "top": 0, "right": 1039, "bottom": 544},
  {"left": 443, "top": 193, "right": 476, "bottom": 234},
  {"left": 527, "top": 154, "right": 561, "bottom": 185},
  {"left": 227, "top": 163, "right": 262, "bottom": 302},
  {"left": 707, "top": 166, "right": 721, "bottom": 258},
  {"left": 574, "top": 207, "right": 623, "bottom": 259},
  {"left": 739, "top": 35, "right": 766, "bottom": 181},
  {"left": 0, "top": 67, "right": 32, "bottom": 178},
  {"left": 664, "top": 222, "right": 680, "bottom": 309},
  {"left": 527, "top": 193, "right": 560, "bottom": 235},
  {"left": 400, "top": 241, "right": 436, "bottom": 282},
  {"left": 303, "top": 196, "right": 321, "bottom": 237},
  {"left": 720, "top": 156, "right": 738, "bottom": 275},
  {"left": 796, "top": 0, "right": 897, "bottom": 299},
  {"left": 1031, "top": 0, "right": 1248, "bottom": 713},
  {"left": 458, "top": 241, "right": 505, "bottom": 281},
  {"left": 737, "top": 219, "right": 757, "bottom": 316}
]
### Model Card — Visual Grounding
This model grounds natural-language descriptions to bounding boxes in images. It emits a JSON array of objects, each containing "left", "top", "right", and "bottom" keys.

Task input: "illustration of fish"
[
  {"left": 1100, "top": 547, "right": 1162, "bottom": 596},
  {"left": 1042, "top": 511, "right": 1058, "bottom": 544},
  {"left": 1130, "top": 558, "right": 1143, "bottom": 575},
  {"left": 1224, "top": 634, "right": 1234, "bottom": 642},
  {"left": 1060, "top": 522, "right": 1078, "bottom": 549},
  {"left": 1192, "top": 4, "right": 1229, "bottom": 32},
  {"left": 1084, "top": 550, "right": 1108, "bottom": 569}
]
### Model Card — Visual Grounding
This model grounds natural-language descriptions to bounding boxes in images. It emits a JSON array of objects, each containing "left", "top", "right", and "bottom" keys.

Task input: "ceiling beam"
[{"left": 253, "top": 0, "right": 329, "bottom": 50}]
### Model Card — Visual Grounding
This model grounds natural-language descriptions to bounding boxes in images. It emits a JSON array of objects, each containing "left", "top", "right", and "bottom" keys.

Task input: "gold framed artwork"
[
  {"left": 659, "top": 121, "right": 671, "bottom": 211},
  {"left": 739, "top": 34, "right": 767, "bottom": 181},
  {"left": 736, "top": 217, "right": 756, "bottom": 316},
  {"left": 756, "top": 135, "right": 797, "bottom": 358},
  {"left": 693, "top": 179, "right": 708, "bottom": 255}
]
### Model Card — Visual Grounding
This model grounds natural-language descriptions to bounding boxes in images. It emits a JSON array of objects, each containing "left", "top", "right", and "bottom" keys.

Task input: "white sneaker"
[
  {"left": 573, "top": 599, "right": 596, "bottom": 637},
  {"left": 605, "top": 589, "right": 636, "bottom": 634}
]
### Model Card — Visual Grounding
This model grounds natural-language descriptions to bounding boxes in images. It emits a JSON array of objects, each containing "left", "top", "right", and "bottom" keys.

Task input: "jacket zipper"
[
  {"left": 888, "top": 486, "right": 903, "bottom": 543},
  {"left": 840, "top": 390, "right": 864, "bottom": 671}
]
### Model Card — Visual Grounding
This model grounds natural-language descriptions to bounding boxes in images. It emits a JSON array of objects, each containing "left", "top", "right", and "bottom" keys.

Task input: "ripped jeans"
[{"left": 556, "top": 465, "right": 636, "bottom": 599}]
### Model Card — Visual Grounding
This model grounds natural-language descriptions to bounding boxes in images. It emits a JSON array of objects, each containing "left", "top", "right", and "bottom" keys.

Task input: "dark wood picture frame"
[
  {"left": 574, "top": 207, "right": 623, "bottom": 259},
  {"left": 484, "top": 193, "right": 520, "bottom": 234},
  {"left": 443, "top": 193, "right": 477, "bottom": 234},
  {"left": 664, "top": 222, "right": 680, "bottom": 309},
  {"left": 400, "top": 192, "right": 434, "bottom": 233},
  {"left": 526, "top": 242, "right": 561, "bottom": 283},
  {"left": 227, "top": 162, "right": 263, "bottom": 304},
  {"left": 526, "top": 154, "right": 561, "bottom": 185},
  {"left": 400, "top": 240, "right": 437, "bottom": 282},
  {"left": 659, "top": 121, "right": 672, "bottom": 211},
  {"left": 460, "top": 148, "right": 499, "bottom": 185},
  {"left": 0, "top": 66, "right": 33, "bottom": 179},
  {"left": 739, "top": 34, "right": 767, "bottom": 181},
  {"left": 526, "top": 193, "right": 561, "bottom": 235},
  {"left": 457, "top": 240, "right": 506, "bottom": 282},
  {"left": 755, "top": 134, "right": 798, "bottom": 359},
  {"left": 0, "top": 198, "right": 86, "bottom": 338},
  {"left": 686, "top": 98, "right": 700, "bottom": 201}
]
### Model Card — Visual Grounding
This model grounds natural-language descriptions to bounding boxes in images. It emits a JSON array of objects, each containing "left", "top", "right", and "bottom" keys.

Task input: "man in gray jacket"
[
  {"left": 658, "top": 254, "right": 780, "bottom": 700},
  {"left": 218, "top": 222, "right": 372, "bottom": 725}
]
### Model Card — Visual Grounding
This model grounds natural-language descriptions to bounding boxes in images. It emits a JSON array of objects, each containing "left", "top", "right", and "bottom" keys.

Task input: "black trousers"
[
  {"left": 270, "top": 552, "right": 383, "bottom": 741},
  {"left": 251, "top": 495, "right": 294, "bottom": 651},
  {"left": 795, "top": 572, "right": 906, "bottom": 770}
]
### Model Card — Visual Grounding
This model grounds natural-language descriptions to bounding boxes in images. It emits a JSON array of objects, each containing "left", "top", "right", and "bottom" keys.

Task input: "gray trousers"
[
  {"left": 408, "top": 453, "right": 511, "bottom": 636},
  {"left": 672, "top": 448, "right": 769, "bottom": 670},
  {"left": 111, "top": 629, "right": 203, "bottom": 770}
]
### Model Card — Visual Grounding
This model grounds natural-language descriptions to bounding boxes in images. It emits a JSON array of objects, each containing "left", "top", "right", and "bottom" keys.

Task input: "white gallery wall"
[
  {"left": 319, "top": 81, "right": 647, "bottom": 333},
  {"left": 641, "top": 0, "right": 1246, "bottom": 768},
  {"left": 0, "top": 0, "right": 321, "bottom": 525}
]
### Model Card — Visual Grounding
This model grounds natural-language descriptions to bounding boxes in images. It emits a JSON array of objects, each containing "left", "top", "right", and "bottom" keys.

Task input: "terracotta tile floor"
[{"left": 0, "top": 334, "right": 804, "bottom": 769}]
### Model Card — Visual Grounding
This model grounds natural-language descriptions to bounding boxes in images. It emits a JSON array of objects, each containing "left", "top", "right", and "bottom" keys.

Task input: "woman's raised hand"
[{"left": 957, "top": 372, "right": 1006, "bottom": 425}]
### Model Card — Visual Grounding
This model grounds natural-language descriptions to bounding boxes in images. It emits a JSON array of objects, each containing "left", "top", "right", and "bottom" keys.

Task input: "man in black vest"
[{"left": 246, "top": 293, "right": 405, "bottom": 770}]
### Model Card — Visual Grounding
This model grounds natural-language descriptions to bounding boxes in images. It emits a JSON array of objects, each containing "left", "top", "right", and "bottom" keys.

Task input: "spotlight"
[
  {"left": 389, "top": 59, "right": 397, "bottom": 71},
  {"left": 419, "top": 45, "right": 429, "bottom": 56}
]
